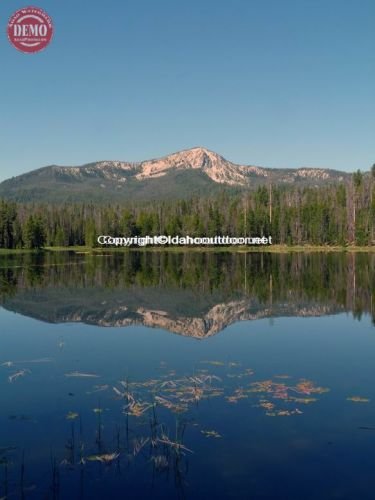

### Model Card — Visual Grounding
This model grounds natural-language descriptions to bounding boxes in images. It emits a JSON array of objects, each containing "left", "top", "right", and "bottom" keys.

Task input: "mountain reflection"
[{"left": 0, "top": 251, "right": 374, "bottom": 336}]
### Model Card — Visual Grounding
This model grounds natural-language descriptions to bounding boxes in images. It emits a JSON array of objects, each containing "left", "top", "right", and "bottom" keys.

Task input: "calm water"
[{"left": 0, "top": 251, "right": 374, "bottom": 499}]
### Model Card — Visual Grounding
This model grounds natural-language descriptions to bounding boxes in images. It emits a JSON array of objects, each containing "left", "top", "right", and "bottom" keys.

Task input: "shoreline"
[{"left": 0, "top": 244, "right": 374, "bottom": 256}]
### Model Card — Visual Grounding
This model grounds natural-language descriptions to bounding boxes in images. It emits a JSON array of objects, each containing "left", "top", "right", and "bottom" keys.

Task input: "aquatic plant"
[
  {"left": 346, "top": 396, "right": 370, "bottom": 403},
  {"left": 65, "top": 371, "right": 100, "bottom": 378}
]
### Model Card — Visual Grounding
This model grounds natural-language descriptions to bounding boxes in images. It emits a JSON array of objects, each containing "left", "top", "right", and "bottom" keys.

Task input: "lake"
[{"left": 0, "top": 251, "right": 374, "bottom": 499}]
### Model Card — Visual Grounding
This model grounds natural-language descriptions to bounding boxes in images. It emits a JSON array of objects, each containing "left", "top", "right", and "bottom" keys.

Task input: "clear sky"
[{"left": 0, "top": 0, "right": 374, "bottom": 181}]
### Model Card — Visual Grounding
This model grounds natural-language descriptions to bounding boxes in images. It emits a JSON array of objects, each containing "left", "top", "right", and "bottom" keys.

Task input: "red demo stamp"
[{"left": 7, "top": 6, "right": 53, "bottom": 53}]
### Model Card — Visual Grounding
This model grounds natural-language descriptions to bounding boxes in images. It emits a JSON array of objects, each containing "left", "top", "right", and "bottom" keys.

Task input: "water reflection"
[
  {"left": 0, "top": 251, "right": 374, "bottom": 335},
  {"left": 1, "top": 252, "right": 375, "bottom": 499}
]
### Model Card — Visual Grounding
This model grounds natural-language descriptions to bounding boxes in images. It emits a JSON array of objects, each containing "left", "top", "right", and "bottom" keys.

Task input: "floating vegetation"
[
  {"left": 86, "top": 452, "right": 119, "bottom": 464},
  {"left": 132, "top": 378, "right": 160, "bottom": 388},
  {"left": 106, "top": 368, "right": 331, "bottom": 425},
  {"left": 226, "top": 368, "right": 255, "bottom": 379},
  {"left": 248, "top": 380, "right": 275, "bottom": 394},
  {"left": 256, "top": 400, "right": 275, "bottom": 411},
  {"left": 249, "top": 379, "right": 329, "bottom": 397},
  {"left": 66, "top": 411, "right": 79, "bottom": 420},
  {"left": 201, "top": 430, "right": 221, "bottom": 438},
  {"left": 124, "top": 399, "right": 153, "bottom": 418},
  {"left": 226, "top": 388, "right": 248, "bottom": 404},
  {"left": 201, "top": 360, "right": 225, "bottom": 366},
  {"left": 265, "top": 409, "right": 303, "bottom": 417},
  {"left": 247, "top": 378, "right": 330, "bottom": 416},
  {"left": 0, "top": 355, "right": 340, "bottom": 497},
  {"left": 288, "top": 397, "right": 317, "bottom": 404},
  {"left": 20, "top": 358, "right": 53, "bottom": 364},
  {"left": 2, "top": 358, "right": 52, "bottom": 368},
  {"left": 155, "top": 396, "right": 187, "bottom": 414},
  {"left": 293, "top": 380, "right": 330, "bottom": 395},
  {"left": 8, "top": 369, "right": 31, "bottom": 383},
  {"left": 65, "top": 371, "right": 100, "bottom": 378},
  {"left": 113, "top": 372, "right": 226, "bottom": 419},
  {"left": 346, "top": 396, "right": 370, "bottom": 403}
]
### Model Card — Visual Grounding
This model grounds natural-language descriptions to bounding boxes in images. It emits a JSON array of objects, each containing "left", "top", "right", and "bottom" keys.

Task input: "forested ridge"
[{"left": 0, "top": 170, "right": 374, "bottom": 249}]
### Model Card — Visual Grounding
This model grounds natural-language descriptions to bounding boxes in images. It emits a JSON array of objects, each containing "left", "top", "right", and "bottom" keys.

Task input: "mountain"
[{"left": 0, "top": 147, "right": 351, "bottom": 203}]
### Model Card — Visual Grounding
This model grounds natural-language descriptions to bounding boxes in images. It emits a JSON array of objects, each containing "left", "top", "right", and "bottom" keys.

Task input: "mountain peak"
[
  {"left": 135, "top": 146, "right": 246, "bottom": 185},
  {"left": 182, "top": 146, "right": 221, "bottom": 159},
  {"left": 177, "top": 147, "right": 227, "bottom": 167},
  {"left": 184, "top": 146, "right": 214, "bottom": 154}
]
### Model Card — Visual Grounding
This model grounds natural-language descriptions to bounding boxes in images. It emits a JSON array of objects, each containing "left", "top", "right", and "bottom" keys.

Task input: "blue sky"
[{"left": 0, "top": 0, "right": 374, "bottom": 181}]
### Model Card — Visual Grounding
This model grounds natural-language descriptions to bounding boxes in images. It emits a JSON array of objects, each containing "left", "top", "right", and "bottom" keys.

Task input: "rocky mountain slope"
[{"left": 0, "top": 147, "right": 351, "bottom": 202}]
